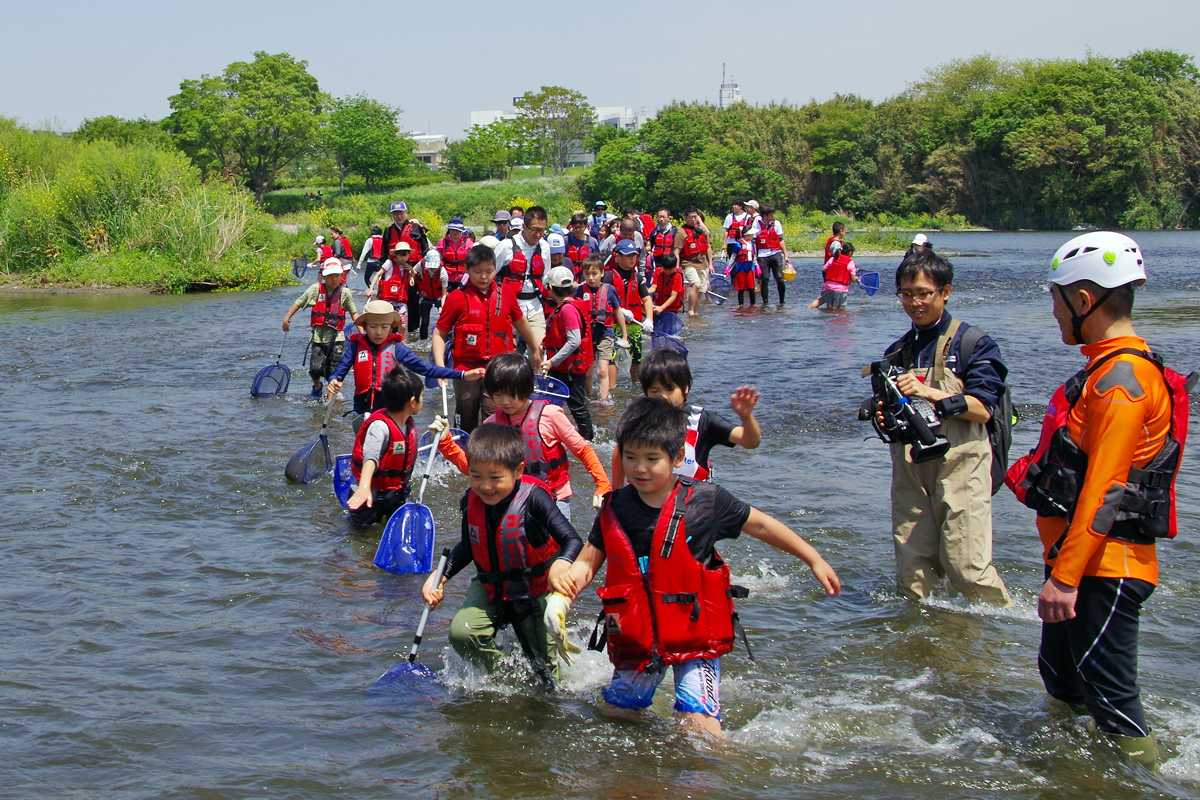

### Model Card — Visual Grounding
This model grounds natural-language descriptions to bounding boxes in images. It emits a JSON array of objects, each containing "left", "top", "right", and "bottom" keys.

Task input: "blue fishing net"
[
  {"left": 250, "top": 364, "right": 290, "bottom": 397},
  {"left": 860, "top": 272, "right": 881, "bottom": 296},
  {"left": 533, "top": 376, "right": 569, "bottom": 407},
  {"left": 709, "top": 274, "right": 731, "bottom": 294},
  {"left": 285, "top": 435, "right": 332, "bottom": 484},
  {"left": 652, "top": 334, "right": 689, "bottom": 356},
  {"left": 374, "top": 503, "right": 434, "bottom": 574},
  {"left": 655, "top": 312, "right": 685, "bottom": 336},
  {"left": 333, "top": 454, "right": 354, "bottom": 509},
  {"left": 291, "top": 257, "right": 309, "bottom": 279},
  {"left": 712, "top": 260, "right": 729, "bottom": 276}
]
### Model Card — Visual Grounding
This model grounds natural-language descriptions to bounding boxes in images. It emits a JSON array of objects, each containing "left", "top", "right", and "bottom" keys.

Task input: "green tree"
[
  {"left": 166, "top": 51, "right": 325, "bottom": 202},
  {"left": 514, "top": 86, "right": 595, "bottom": 175},
  {"left": 444, "top": 120, "right": 522, "bottom": 182},
  {"left": 325, "top": 94, "right": 413, "bottom": 194},
  {"left": 72, "top": 116, "right": 171, "bottom": 149}
]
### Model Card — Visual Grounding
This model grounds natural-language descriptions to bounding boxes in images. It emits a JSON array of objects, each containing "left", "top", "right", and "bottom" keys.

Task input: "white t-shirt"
[
  {"left": 723, "top": 212, "right": 750, "bottom": 235},
  {"left": 494, "top": 235, "right": 552, "bottom": 316},
  {"left": 748, "top": 219, "right": 784, "bottom": 256}
]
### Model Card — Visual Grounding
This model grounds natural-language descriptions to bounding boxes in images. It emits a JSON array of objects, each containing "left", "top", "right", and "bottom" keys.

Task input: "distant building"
[
  {"left": 719, "top": 64, "right": 742, "bottom": 109},
  {"left": 468, "top": 105, "right": 653, "bottom": 168},
  {"left": 407, "top": 132, "right": 447, "bottom": 168},
  {"left": 469, "top": 110, "right": 519, "bottom": 128}
]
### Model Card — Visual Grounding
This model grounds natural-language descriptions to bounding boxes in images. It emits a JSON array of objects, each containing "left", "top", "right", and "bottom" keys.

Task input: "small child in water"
[{"left": 810, "top": 241, "right": 859, "bottom": 310}]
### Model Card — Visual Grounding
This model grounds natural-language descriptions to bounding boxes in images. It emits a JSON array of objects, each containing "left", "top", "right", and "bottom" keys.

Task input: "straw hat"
[{"left": 359, "top": 299, "right": 401, "bottom": 327}]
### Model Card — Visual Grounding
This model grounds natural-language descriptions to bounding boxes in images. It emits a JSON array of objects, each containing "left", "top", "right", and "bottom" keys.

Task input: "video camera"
[{"left": 858, "top": 361, "right": 951, "bottom": 463}]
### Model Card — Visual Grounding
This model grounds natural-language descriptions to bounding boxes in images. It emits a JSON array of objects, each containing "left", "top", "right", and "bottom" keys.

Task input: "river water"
[{"left": 3, "top": 231, "right": 1199, "bottom": 799}]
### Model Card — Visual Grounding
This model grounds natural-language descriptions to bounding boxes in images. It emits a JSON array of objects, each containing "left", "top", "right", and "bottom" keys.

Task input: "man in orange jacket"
[{"left": 1013, "top": 232, "right": 1181, "bottom": 770}]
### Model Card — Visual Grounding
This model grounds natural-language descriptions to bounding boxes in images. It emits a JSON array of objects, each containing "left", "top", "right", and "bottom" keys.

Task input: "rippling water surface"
[{"left": 3, "top": 231, "right": 1199, "bottom": 799}]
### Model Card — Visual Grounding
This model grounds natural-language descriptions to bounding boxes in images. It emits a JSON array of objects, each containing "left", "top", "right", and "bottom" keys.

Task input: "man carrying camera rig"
[{"left": 864, "top": 250, "right": 1012, "bottom": 606}]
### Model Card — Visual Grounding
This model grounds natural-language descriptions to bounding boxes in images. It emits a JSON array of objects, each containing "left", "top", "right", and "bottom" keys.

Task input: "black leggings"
[
  {"left": 551, "top": 369, "right": 594, "bottom": 440},
  {"left": 737, "top": 289, "right": 757, "bottom": 306},
  {"left": 415, "top": 298, "right": 438, "bottom": 340},
  {"left": 1038, "top": 571, "right": 1155, "bottom": 737},
  {"left": 758, "top": 253, "right": 786, "bottom": 303}
]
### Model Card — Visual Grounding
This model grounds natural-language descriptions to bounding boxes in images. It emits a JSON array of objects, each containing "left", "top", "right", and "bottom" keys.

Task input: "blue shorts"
[{"left": 602, "top": 658, "right": 721, "bottom": 718}]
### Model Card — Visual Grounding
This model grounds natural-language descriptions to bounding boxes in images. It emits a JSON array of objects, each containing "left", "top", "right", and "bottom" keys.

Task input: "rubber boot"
[{"left": 1107, "top": 732, "right": 1159, "bottom": 772}]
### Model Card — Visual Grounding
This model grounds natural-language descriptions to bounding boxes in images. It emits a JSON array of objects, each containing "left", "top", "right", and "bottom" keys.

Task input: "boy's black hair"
[
  {"left": 896, "top": 249, "right": 954, "bottom": 290},
  {"left": 658, "top": 206, "right": 671, "bottom": 216},
  {"left": 638, "top": 347, "right": 692, "bottom": 395},
  {"left": 483, "top": 353, "right": 534, "bottom": 400},
  {"left": 370, "top": 225, "right": 382, "bottom": 235},
  {"left": 465, "top": 243, "right": 496, "bottom": 270},
  {"left": 381, "top": 366, "right": 424, "bottom": 412},
  {"left": 525, "top": 205, "right": 548, "bottom": 223},
  {"left": 510, "top": 206, "right": 524, "bottom": 216},
  {"left": 732, "top": 199, "right": 745, "bottom": 208},
  {"left": 656, "top": 252, "right": 677, "bottom": 270},
  {"left": 840, "top": 241, "right": 855, "bottom": 255},
  {"left": 580, "top": 253, "right": 604, "bottom": 275},
  {"left": 570, "top": 211, "right": 588, "bottom": 226},
  {"left": 682, "top": 205, "right": 700, "bottom": 216},
  {"left": 616, "top": 397, "right": 688, "bottom": 456},
  {"left": 623, "top": 206, "right": 637, "bottom": 217},
  {"left": 466, "top": 423, "right": 526, "bottom": 471},
  {"left": 1059, "top": 279, "right": 1136, "bottom": 320},
  {"left": 832, "top": 221, "right": 846, "bottom": 235},
  {"left": 759, "top": 203, "right": 776, "bottom": 217}
]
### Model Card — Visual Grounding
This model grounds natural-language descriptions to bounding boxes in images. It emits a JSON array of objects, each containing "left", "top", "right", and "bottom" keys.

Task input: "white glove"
[
  {"left": 428, "top": 415, "right": 449, "bottom": 435},
  {"left": 621, "top": 308, "right": 634, "bottom": 323},
  {"left": 641, "top": 318, "right": 654, "bottom": 334},
  {"left": 543, "top": 592, "right": 581, "bottom": 664},
  {"left": 615, "top": 338, "right": 630, "bottom": 349},
  {"left": 592, "top": 494, "right": 603, "bottom": 509}
]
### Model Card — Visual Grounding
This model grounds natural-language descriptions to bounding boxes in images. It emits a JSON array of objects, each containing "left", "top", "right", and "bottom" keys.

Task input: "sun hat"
[
  {"left": 359, "top": 299, "right": 401, "bottom": 327},
  {"left": 546, "top": 266, "right": 576, "bottom": 288},
  {"left": 492, "top": 210, "right": 511, "bottom": 223},
  {"left": 389, "top": 241, "right": 412, "bottom": 253},
  {"left": 550, "top": 223, "right": 564, "bottom": 235},
  {"left": 447, "top": 217, "right": 468, "bottom": 233},
  {"left": 321, "top": 258, "right": 344, "bottom": 276},
  {"left": 389, "top": 201, "right": 407, "bottom": 213},
  {"left": 593, "top": 200, "right": 607, "bottom": 208}
]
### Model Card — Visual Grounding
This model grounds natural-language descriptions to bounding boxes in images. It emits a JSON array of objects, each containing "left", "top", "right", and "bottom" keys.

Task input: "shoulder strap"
[
  {"left": 1064, "top": 347, "right": 1159, "bottom": 408},
  {"left": 932, "top": 317, "right": 963, "bottom": 383},
  {"left": 658, "top": 479, "right": 693, "bottom": 559}
]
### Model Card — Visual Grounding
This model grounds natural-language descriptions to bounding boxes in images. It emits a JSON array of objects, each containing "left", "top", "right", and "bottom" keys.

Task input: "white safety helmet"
[
  {"left": 1049, "top": 231, "right": 1145, "bottom": 288},
  {"left": 314, "top": 235, "right": 326, "bottom": 244}
]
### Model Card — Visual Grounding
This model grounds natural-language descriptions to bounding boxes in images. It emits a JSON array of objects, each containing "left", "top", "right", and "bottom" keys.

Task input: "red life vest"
[
  {"left": 336, "top": 236, "right": 353, "bottom": 259},
  {"left": 350, "top": 412, "right": 419, "bottom": 492},
  {"left": 467, "top": 475, "right": 560, "bottom": 601},
  {"left": 438, "top": 236, "right": 473, "bottom": 282},
  {"left": 349, "top": 332, "right": 404, "bottom": 410},
  {"left": 578, "top": 285, "right": 614, "bottom": 327},
  {"left": 543, "top": 299, "right": 594, "bottom": 375},
  {"left": 755, "top": 220, "right": 782, "bottom": 251},
  {"left": 681, "top": 226, "right": 708, "bottom": 259},
  {"left": 824, "top": 236, "right": 840, "bottom": 262},
  {"left": 608, "top": 268, "right": 644, "bottom": 323},
  {"left": 565, "top": 236, "right": 593, "bottom": 265},
  {"left": 504, "top": 242, "right": 547, "bottom": 298},
  {"left": 377, "top": 264, "right": 408, "bottom": 304},
  {"left": 452, "top": 284, "right": 514, "bottom": 366},
  {"left": 495, "top": 400, "right": 569, "bottom": 493},
  {"left": 310, "top": 285, "right": 345, "bottom": 330},
  {"left": 678, "top": 406, "right": 712, "bottom": 481},
  {"left": 649, "top": 225, "right": 676, "bottom": 258},
  {"left": 1005, "top": 348, "right": 1189, "bottom": 542},
  {"left": 726, "top": 213, "right": 749, "bottom": 241},
  {"left": 384, "top": 221, "right": 425, "bottom": 264},
  {"left": 652, "top": 267, "right": 684, "bottom": 313},
  {"left": 638, "top": 213, "right": 655, "bottom": 238},
  {"left": 594, "top": 480, "right": 738, "bottom": 670},
  {"left": 825, "top": 254, "right": 853, "bottom": 285},
  {"left": 413, "top": 265, "right": 444, "bottom": 301},
  {"left": 369, "top": 235, "right": 383, "bottom": 260},
  {"left": 316, "top": 244, "right": 334, "bottom": 262}
]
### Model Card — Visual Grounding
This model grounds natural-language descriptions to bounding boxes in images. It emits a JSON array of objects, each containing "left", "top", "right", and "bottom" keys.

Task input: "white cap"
[
  {"left": 745, "top": 200, "right": 760, "bottom": 210},
  {"left": 547, "top": 233, "right": 566, "bottom": 254},
  {"left": 912, "top": 233, "right": 928, "bottom": 246},
  {"left": 546, "top": 266, "right": 576, "bottom": 288},
  {"left": 314, "top": 235, "right": 326, "bottom": 244},
  {"left": 509, "top": 216, "right": 524, "bottom": 231},
  {"left": 321, "top": 258, "right": 344, "bottom": 275},
  {"left": 1050, "top": 231, "right": 1145, "bottom": 287},
  {"left": 480, "top": 235, "right": 501, "bottom": 250}
]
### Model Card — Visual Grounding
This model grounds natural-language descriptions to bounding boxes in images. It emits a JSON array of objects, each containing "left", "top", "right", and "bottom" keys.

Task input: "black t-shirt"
[
  {"left": 587, "top": 482, "right": 751, "bottom": 568},
  {"left": 692, "top": 408, "right": 736, "bottom": 475},
  {"left": 445, "top": 484, "right": 583, "bottom": 580}
]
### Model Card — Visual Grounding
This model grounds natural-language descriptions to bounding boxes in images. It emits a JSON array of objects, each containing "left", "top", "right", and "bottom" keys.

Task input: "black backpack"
[{"left": 960, "top": 326, "right": 1016, "bottom": 495}]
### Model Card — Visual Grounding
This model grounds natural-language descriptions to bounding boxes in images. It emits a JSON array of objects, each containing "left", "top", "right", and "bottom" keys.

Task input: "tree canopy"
[
  {"left": 324, "top": 94, "right": 413, "bottom": 193},
  {"left": 514, "top": 86, "right": 595, "bottom": 175}
]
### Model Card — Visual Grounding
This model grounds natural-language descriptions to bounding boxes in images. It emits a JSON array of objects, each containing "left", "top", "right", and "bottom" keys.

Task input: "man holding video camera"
[{"left": 866, "top": 250, "right": 1012, "bottom": 606}]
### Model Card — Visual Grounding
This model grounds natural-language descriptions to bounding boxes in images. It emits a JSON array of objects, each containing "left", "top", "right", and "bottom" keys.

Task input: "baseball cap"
[
  {"left": 745, "top": 200, "right": 760, "bottom": 210},
  {"left": 492, "top": 210, "right": 511, "bottom": 223},
  {"left": 614, "top": 240, "right": 638, "bottom": 256},
  {"left": 546, "top": 266, "right": 576, "bottom": 288},
  {"left": 314, "top": 235, "right": 325, "bottom": 244},
  {"left": 480, "top": 235, "right": 501, "bottom": 250},
  {"left": 547, "top": 233, "right": 566, "bottom": 254},
  {"left": 509, "top": 217, "right": 524, "bottom": 231},
  {"left": 912, "top": 233, "right": 928, "bottom": 246},
  {"left": 321, "top": 258, "right": 344, "bottom": 275},
  {"left": 389, "top": 201, "right": 407, "bottom": 213}
]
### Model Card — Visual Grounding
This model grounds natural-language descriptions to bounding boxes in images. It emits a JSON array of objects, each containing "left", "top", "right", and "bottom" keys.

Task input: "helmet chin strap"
[{"left": 1057, "top": 284, "right": 1116, "bottom": 344}]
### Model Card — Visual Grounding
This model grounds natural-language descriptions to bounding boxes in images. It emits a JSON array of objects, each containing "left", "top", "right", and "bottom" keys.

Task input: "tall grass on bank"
[{"left": 0, "top": 122, "right": 290, "bottom": 292}]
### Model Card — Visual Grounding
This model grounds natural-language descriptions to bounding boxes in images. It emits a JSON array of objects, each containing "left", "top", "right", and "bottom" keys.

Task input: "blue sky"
[{"left": 4, "top": 0, "right": 1198, "bottom": 138}]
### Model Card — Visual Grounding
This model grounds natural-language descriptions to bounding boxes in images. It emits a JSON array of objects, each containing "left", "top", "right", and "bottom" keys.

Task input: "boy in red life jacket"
[
  {"left": 561, "top": 398, "right": 840, "bottom": 736},
  {"left": 422, "top": 423, "right": 583, "bottom": 683},
  {"left": 282, "top": 259, "right": 361, "bottom": 398},
  {"left": 575, "top": 255, "right": 629, "bottom": 402},
  {"left": 824, "top": 221, "right": 845, "bottom": 262},
  {"left": 649, "top": 252, "right": 685, "bottom": 316},
  {"left": 346, "top": 366, "right": 425, "bottom": 528},
  {"left": 809, "top": 241, "right": 859, "bottom": 310},
  {"left": 609, "top": 348, "right": 761, "bottom": 488},
  {"left": 541, "top": 266, "right": 596, "bottom": 440},
  {"left": 326, "top": 300, "right": 482, "bottom": 416},
  {"left": 411, "top": 247, "right": 448, "bottom": 343},
  {"left": 566, "top": 213, "right": 600, "bottom": 278},
  {"left": 433, "top": 244, "right": 543, "bottom": 433},
  {"left": 1009, "top": 232, "right": 1182, "bottom": 769},
  {"left": 356, "top": 225, "right": 385, "bottom": 290},
  {"left": 434, "top": 353, "right": 611, "bottom": 521},
  {"left": 369, "top": 242, "right": 415, "bottom": 335},
  {"left": 604, "top": 239, "right": 654, "bottom": 384}
]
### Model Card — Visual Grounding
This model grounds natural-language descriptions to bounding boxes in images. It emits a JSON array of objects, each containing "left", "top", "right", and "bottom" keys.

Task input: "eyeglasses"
[
  {"left": 525, "top": 226, "right": 547, "bottom": 236},
  {"left": 895, "top": 289, "right": 940, "bottom": 302}
]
